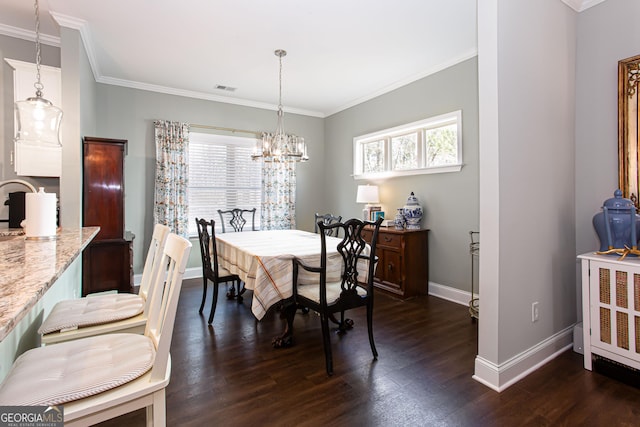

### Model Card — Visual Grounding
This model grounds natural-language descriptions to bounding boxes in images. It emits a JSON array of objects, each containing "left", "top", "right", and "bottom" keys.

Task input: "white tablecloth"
[{"left": 216, "top": 230, "right": 343, "bottom": 320}]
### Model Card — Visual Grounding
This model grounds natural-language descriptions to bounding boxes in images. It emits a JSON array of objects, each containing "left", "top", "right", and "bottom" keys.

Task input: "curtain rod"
[{"left": 190, "top": 123, "right": 262, "bottom": 137}]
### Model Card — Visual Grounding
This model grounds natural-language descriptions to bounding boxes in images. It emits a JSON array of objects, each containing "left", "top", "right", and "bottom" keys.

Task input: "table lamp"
[{"left": 356, "top": 185, "right": 380, "bottom": 221}]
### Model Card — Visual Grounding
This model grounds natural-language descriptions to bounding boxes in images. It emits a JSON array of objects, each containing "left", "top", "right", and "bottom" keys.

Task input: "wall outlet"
[{"left": 532, "top": 302, "right": 539, "bottom": 322}]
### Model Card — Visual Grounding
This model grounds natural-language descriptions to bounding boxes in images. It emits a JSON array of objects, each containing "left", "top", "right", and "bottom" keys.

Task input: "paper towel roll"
[{"left": 24, "top": 187, "right": 57, "bottom": 239}]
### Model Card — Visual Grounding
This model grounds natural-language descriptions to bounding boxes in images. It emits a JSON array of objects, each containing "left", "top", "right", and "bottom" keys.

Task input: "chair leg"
[
  {"left": 366, "top": 303, "right": 378, "bottom": 359},
  {"left": 147, "top": 389, "right": 166, "bottom": 427},
  {"left": 329, "top": 311, "right": 354, "bottom": 334},
  {"left": 199, "top": 277, "right": 208, "bottom": 314},
  {"left": 208, "top": 279, "right": 220, "bottom": 324},
  {"left": 236, "top": 280, "right": 245, "bottom": 304},
  {"left": 320, "top": 313, "right": 334, "bottom": 376},
  {"left": 226, "top": 284, "right": 236, "bottom": 299}
]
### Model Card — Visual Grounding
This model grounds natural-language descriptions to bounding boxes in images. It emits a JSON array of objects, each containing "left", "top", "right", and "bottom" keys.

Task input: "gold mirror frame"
[{"left": 618, "top": 54, "right": 640, "bottom": 206}]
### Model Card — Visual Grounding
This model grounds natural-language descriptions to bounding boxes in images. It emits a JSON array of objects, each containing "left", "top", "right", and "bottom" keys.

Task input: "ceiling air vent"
[{"left": 215, "top": 84, "right": 236, "bottom": 92}]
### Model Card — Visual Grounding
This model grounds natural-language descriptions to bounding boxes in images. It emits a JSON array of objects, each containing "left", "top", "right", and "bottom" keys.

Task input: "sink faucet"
[{"left": 0, "top": 179, "right": 37, "bottom": 193}]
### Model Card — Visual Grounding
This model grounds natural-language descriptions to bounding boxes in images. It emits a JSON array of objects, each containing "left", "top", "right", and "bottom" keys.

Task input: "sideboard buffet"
[{"left": 361, "top": 227, "right": 429, "bottom": 299}]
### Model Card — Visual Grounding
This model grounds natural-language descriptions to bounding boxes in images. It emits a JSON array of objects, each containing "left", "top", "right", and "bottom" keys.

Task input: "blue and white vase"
[
  {"left": 394, "top": 208, "right": 406, "bottom": 230},
  {"left": 402, "top": 192, "right": 423, "bottom": 230}
]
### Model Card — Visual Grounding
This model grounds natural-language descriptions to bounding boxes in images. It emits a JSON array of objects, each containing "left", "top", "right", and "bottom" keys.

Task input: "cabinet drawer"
[
  {"left": 362, "top": 229, "right": 402, "bottom": 249},
  {"left": 377, "top": 232, "right": 402, "bottom": 249}
]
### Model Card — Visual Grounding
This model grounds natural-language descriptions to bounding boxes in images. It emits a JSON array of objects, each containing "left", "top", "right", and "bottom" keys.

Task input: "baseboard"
[
  {"left": 428, "top": 281, "right": 472, "bottom": 306},
  {"left": 134, "top": 266, "right": 202, "bottom": 285},
  {"left": 473, "top": 325, "right": 574, "bottom": 392}
]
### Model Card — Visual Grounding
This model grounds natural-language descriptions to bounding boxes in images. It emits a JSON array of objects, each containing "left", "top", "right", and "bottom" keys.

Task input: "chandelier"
[
  {"left": 251, "top": 49, "right": 308, "bottom": 162},
  {"left": 14, "top": 0, "right": 63, "bottom": 148}
]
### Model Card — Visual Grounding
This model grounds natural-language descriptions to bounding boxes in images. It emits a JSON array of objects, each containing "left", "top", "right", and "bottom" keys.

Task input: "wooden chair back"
[
  {"left": 195, "top": 218, "right": 221, "bottom": 281},
  {"left": 314, "top": 213, "right": 342, "bottom": 236},
  {"left": 319, "top": 217, "right": 381, "bottom": 303},
  {"left": 217, "top": 208, "right": 256, "bottom": 233}
]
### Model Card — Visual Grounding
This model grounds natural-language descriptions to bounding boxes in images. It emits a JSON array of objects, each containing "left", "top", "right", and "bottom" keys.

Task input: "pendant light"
[
  {"left": 14, "top": 0, "right": 63, "bottom": 148},
  {"left": 251, "top": 49, "right": 308, "bottom": 162}
]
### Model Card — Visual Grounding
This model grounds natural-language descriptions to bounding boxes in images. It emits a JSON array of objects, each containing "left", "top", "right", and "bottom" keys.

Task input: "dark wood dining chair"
[
  {"left": 217, "top": 208, "right": 256, "bottom": 301},
  {"left": 288, "top": 217, "right": 383, "bottom": 375},
  {"left": 195, "top": 218, "right": 241, "bottom": 324},
  {"left": 314, "top": 213, "right": 342, "bottom": 236},
  {"left": 217, "top": 208, "right": 257, "bottom": 233}
]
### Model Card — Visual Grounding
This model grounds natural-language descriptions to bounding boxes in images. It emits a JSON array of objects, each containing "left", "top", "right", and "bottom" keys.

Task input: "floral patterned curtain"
[
  {"left": 260, "top": 132, "right": 297, "bottom": 230},
  {"left": 154, "top": 120, "right": 190, "bottom": 236}
]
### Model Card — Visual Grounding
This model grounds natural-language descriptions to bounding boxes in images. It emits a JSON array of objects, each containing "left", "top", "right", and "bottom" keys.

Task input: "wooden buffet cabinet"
[
  {"left": 361, "top": 226, "right": 429, "bottom": 299},
  {"left": 82, "top": 137, "right": 134, "bottom": 296}
]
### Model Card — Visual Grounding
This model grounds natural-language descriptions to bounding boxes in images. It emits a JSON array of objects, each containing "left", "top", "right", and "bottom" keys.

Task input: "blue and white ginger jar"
[{"left": 402, "top": 192, "right": 423, "bottom": 230}]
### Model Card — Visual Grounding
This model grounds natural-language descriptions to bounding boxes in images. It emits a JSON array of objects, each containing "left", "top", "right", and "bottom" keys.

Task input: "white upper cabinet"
[{"left": 4, "top": 58, "right": 62, "bottom": 177}]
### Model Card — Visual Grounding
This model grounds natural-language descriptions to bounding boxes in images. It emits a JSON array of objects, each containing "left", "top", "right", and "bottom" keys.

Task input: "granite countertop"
[
  {"left": 0, "top": 227, "right": 99, "bottom": 341},
  {"left": 0, "top": 228, "right": 26, "bottom": 237}
]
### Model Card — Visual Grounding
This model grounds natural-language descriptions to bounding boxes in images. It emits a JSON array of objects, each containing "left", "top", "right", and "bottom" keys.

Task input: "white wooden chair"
[
  {"left": 39, "top": 224, "right": 170, "bottom": 345},
  {"left": 0, "top": 233, "right": 191, "bottom": 426}
]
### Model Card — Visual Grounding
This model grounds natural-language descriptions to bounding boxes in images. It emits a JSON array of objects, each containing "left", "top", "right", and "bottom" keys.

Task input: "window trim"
[{"left": 353, "top": 110, "right": 462, "bottom": 180}]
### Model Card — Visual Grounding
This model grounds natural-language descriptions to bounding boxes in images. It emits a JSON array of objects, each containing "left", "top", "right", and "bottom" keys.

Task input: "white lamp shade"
[{"left": 356, "top": 185, "right": 380, "bottom": 204}]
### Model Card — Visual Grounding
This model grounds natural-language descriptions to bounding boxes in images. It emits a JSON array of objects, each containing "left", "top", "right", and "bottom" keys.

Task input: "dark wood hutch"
[{"left": 82, "top": 136, "right": 134, "bottom": 296}]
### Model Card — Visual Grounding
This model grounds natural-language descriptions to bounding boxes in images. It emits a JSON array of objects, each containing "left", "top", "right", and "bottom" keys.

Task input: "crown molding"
[
  {"left": 98, "top": 75, "right": 325, "bottom": 118},
  {"left": 561, "top": 0, "right": 608, "bottom": 12},
  {"left": 50, "top": 12, "right": 102, "bottom": 83},
  {"left": 0, "top": 23, "right": 59, "bottom": 47}
]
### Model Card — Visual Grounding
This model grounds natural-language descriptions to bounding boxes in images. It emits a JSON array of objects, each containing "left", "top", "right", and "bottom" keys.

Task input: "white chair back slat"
[
  {"left": 139, "top": 224, "right": 170, "bottom": 306},
  {"left": 145, "top": 233, "right": 191, "bottom": 381}
]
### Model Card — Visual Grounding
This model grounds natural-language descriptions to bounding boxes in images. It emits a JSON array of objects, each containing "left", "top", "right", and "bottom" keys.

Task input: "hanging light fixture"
[
  {"left": 251, "top": 49, "right": 308, "bottom": 162},
  {"left": 14, "top": 0, "right": 63, "bottom": 148}
]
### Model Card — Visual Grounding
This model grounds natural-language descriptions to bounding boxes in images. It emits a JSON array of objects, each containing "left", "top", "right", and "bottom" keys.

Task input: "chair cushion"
[
  {"left": 298, "top": 281, "right": 367, "bottom": 304},
  {"left": 38, "top": 294, "right": 145, "bottom": 335},
  {"left": 0, "top": 333, "right": 155, "bottom": 406}
]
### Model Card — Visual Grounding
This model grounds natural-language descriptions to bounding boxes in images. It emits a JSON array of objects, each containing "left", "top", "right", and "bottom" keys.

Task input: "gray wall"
[
  {"left": 94, "top": 85, "right": 325, "bottom": 270},
  {"left": 575, "top": 0, "right": 640, "bottom": 256},
  {"left": 574, "top": 0, "right": 640, "bottom": 328},
  {"left": 324, "top": 57, "right": 479, "bottom": 292}
]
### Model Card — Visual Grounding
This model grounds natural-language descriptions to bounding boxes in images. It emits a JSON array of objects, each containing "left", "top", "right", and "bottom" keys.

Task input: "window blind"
[{"left": 188, "top": 132, "right": 262, "bottom": 235}]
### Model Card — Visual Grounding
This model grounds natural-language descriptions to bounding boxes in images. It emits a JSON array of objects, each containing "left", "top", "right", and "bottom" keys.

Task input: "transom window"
[
  {"left": 187, "top": 132, "right": 262, "bottom": 236},
  {"left": 353, "top": 110, "right": 462, "bottom": 179}
]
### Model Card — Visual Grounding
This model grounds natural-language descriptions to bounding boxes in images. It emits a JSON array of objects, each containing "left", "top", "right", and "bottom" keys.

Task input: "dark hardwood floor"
[{"left": 98, "top": 278, "right": 640, "bottom": 426}]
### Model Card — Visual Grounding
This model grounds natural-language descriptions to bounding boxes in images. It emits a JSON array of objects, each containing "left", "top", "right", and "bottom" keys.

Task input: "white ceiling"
[{"left": 0, "top": 0, "right": 605, "bottom": 117}]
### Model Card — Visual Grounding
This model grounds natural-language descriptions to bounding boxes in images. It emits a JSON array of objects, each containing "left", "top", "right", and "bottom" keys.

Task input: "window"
[
  {"left": 353, "top": 110, "right": 462, "bottom": 179},
  {"left": 188, "top": 132, "right": 262, "bottom": 235}
]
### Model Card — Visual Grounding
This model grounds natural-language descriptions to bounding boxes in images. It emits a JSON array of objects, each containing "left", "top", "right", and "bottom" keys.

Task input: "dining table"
[{"left": 215, "top": 229, "right": 344, "bottom": 321}]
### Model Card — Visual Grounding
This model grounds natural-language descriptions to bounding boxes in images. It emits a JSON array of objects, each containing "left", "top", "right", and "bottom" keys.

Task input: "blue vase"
[{"left": 593, "top": 189, "right": 640, "bottom": 253}]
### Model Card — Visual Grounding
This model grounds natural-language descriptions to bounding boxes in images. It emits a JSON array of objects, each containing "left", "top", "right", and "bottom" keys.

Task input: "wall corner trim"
[{"left": 473, "top": 325, "right": 575, "bottom": 391}]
